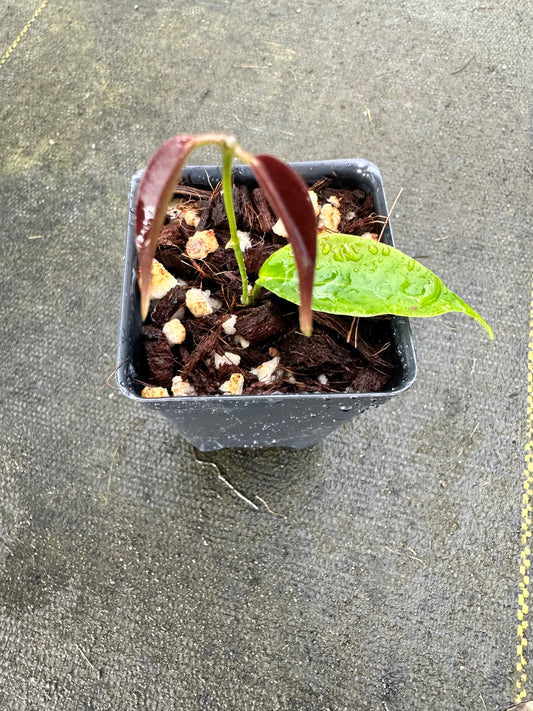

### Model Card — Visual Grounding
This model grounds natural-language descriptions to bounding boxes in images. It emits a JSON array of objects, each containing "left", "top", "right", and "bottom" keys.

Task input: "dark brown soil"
[{"left": 139, "top": 177, "right": 400, "bottom": 396}]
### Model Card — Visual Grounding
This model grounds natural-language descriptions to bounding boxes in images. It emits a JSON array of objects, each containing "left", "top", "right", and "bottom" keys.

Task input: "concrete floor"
[{"left": 0, "top": 1, "right": 531, "bottom": 709}]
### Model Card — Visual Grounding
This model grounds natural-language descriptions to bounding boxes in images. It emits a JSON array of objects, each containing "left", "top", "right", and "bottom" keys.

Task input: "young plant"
[{"left": 136, "top": 134, "right": 493, "bottom": 339}]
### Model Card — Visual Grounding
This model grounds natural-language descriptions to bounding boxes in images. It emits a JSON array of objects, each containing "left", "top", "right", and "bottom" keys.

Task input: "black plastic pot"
[{"left": 117, "top": 159, "right": 417, "bottom": 451}]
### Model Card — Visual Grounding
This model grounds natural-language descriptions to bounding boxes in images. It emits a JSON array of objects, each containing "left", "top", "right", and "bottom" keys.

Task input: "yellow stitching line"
[
  {"left": 516, "top": 271, "right": 533, "bottom": 704},
  {"left": 0, "top": 0, "right": 49, "bottom": 71}
]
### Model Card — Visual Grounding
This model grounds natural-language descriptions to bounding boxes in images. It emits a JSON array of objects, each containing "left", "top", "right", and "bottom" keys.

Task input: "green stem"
[
  {"left": 221, "top": 141, "right": 251, "bottom": 306},
  {"left": 249, "top": 281, "right": 262, "bottom": 302}
]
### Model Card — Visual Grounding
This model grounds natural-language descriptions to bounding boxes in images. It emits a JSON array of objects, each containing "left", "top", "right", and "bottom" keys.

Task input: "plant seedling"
[{"left": 136, "top": 133, "right": 493, "bottom": 340}]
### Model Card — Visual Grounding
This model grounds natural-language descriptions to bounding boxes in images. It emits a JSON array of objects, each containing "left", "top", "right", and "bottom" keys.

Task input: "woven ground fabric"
[{"left": 0, "top": 1, "right": 531, "bottom": 709}]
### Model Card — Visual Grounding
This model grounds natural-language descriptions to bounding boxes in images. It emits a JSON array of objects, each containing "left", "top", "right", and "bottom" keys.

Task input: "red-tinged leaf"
[
  {"left": 250, "top": 154, "right": 317, "bottom": 336},
  {"left": 136, "top": 134, "right": 199, "bottom": 319}
]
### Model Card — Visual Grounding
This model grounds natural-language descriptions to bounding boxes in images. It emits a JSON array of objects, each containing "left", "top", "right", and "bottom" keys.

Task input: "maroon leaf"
[
  {"left": 136, "top": 134, "right": 199, "bottom": 318},
  {"left": 250, "top": 154, "right": 317, "bottom": 336}
]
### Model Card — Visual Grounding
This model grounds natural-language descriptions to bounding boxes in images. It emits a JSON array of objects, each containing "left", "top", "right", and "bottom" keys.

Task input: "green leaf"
[{"left": 256, "top": 233, "right": 493, "bottom": 338}]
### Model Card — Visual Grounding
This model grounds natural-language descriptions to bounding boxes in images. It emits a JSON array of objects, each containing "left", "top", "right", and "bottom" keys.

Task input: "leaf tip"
[
  {"left": 482, "top": 320, "right": 494, "bottom": 340},
  {"left": 458, "top": 296, "right": 493, "bottom": 340},
  {"left": 140, "top": 291, "right": 150, "bottom": 321},
  {"left": 299, "top": 311, "right": 313, "bottom": 338}
]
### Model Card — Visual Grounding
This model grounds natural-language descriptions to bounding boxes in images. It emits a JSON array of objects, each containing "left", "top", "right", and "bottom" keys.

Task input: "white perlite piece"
[
  {"left": 318, "top": 374, "right": 328, "bottom": 385},
  {"left": 222, "top": 314, "right": 237, "bottom": 335},
  {"left": 167, "top": 199, "right": 200, "bottom": 227},
  {"left": 219, "top": 373, "right": 244, "bottom": 395},
  {"left": 318, "top": 203, "right": 341, "bottom": 232},
  {"left": 162, "top": 318, "right": 186, "bottom": 346},
  {"left": 251, "top": 356, "right": 280, "bottom": 384},
  {"left": 234, "top": 334, "right": 250, "bottom": 349},
  {"left": 141, "top": 386, "right": 169, "bottom": 398},
  {"left": 171, "top": 376, "right": 195, "bottom": 396},
  {"left": 166, "top": 198, "right": 183, "bottom": 220},
  {"left": 185, "top": 288, "right": 221, "bottom": 318},
  {"left": 214, "top": 352, "right": 241, "bottom": 369},
  {"left": 145, "top": 259, "right": 178, "bottom": 300},
  {"left": 226, "top": 230, "right": 252, "bottom": 252},
  {"left": 272, "top": 218, "right": 287, "bottom": 238},
  {"left": 185, "top": 229, "right": 219, "bottom": 260},
  {"left": 309, "top": 190, "right": 320, "bottom": 216},
  {"left": 272, "top": 190, "right": 320, "bottom": 237}
]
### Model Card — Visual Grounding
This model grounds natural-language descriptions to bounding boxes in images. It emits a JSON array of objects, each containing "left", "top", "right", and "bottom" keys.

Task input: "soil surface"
[{"left": 140, "top": 177, "right": 399, "bottom": 396}]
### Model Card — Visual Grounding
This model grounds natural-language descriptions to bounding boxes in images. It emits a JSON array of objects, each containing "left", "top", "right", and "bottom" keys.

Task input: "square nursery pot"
[{"left": 117, "top": 159, "right": 417, "bottom": 451}]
